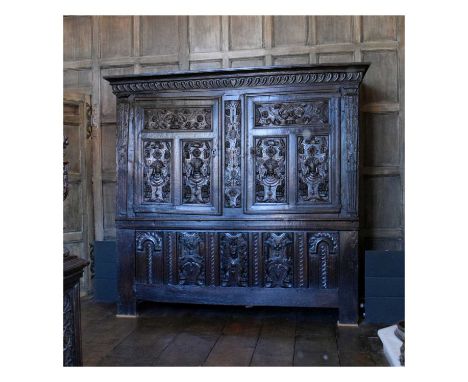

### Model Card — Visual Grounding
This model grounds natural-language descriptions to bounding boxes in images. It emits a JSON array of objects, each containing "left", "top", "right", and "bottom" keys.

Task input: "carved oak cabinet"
[{"left": 105, "top": 63, "right": 369, "bottom": 324}]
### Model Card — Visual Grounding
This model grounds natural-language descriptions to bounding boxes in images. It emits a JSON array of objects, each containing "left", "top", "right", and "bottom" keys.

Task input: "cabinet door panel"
[
  {"left": 134, "top": 98, "right": 221, "bottom": 215},
  {"left": 246, "top": 93, "right": 341, "bottom": 214}
]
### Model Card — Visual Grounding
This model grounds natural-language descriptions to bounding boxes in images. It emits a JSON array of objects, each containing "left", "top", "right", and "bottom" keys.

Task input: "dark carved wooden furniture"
[
  {"left": 63, "top": 252, "right": 89, "bottom": 366},
  {"left": 105, "top": 63, "right": 369, "bottom": 324}
]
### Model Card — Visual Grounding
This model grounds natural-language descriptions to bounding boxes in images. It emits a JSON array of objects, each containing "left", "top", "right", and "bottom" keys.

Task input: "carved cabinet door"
[
  {"left": 133, "top": 98, "right": 221, "bottom": 215},
  {"left": 245, "top": 93, "right": 341, "bottom": 214}
]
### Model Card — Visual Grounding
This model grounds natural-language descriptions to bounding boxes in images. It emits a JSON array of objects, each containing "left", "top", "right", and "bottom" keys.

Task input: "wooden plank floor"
[{"left": 81, "top": 297, "right": 389, "bottom": 367}]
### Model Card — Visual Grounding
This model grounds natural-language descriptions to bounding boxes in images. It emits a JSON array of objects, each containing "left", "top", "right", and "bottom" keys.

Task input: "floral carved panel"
[
  {"left": 255, "top": 101, "right": 329, "bottom": 127},
  {"left": 144, "top": 107, "right": 212, "bottom": 131}
]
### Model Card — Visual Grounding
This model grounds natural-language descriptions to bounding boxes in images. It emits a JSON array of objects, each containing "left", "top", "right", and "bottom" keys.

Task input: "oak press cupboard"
[{"left": 105, "top": 63, "right": 369, "bottom": 324}]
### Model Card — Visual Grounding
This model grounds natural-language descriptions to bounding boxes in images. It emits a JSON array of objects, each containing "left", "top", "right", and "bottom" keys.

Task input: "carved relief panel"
[
  {"left": 255, "top": 100, "right": 329, "bottom": 127},
  {"left": 297, "top": 135, "right": 330, "bottom": 203},
  {"left": 308, "top": 232, "right": 339, "bottom": 289},
  {"left": 224, "top": 100, "right": 242, "bottom": 208},
  {"left": 182, "top": 140, "right": 212, "bottom": 205},
  {"left": 264, "top": 233, "right": 293, "bottom": 288},
  {"left": 143, "top": 140, "right": 171, "bottom": 203},
  {"left": 144, "top": 107, "right": 212, "bottom": 131},
  {"left": 177, "top": 232, "right": 206, "bottom": 286},
  {"left": 135, "top": 231, "right": 163, "bottom": 284},
  {"left": 220, "top": 233, "right": 248, "bottom": 287},
  {"left": 254, "top": 137, "right": 287, "bottom": 204}
]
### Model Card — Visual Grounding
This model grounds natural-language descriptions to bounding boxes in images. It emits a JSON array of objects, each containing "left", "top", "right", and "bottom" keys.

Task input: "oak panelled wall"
[{"left": 63, "top": 16, "right": 404, "bottom": 295}]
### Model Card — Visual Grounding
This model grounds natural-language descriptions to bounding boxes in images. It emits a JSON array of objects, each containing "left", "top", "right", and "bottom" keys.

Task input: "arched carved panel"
[
  {"left": 135, "top": 231, "right": 163, "bottom": 284},
  {"left": 308, "top": 232, "right": 339, "bottom": 289}
]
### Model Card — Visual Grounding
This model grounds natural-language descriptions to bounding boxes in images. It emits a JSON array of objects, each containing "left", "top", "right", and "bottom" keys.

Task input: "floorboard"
[{"left": 80, "top": 297, "right": 389, "bottom": 367}]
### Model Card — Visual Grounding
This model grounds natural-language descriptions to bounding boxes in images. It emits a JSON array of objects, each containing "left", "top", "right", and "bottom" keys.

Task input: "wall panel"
[
  {"left": 101, "top": 124, "right": 117, "bottom": 175},
  {"left": 140, "top": 16, "right": 179, "bottom": 56},
  {"left": 103, "top": 182, "right": 117, "bottom": 234},
  {"left": 140, "top": 64, "right": 180, "bottom": 73},
  {"left": 315, "top": 16, "right": 353, "bottom": 44},
  {"left": 318, "top": 52, "right": 354, "bottom": 63},
  {"left": 63, "top": 16, "right": 92, "bottom": 61},
  {"left": 362, "top": 112, "right": 400, "bottom": 167},
  {"left": 63, "top": 69, "right": 92, "bottom": 89},
  {"left": 100, "top": 16, "right": 133, "bottom": 58},
  {"left": 189, "top": 16, "right": 222, "bottom": 53},
  {"left": 230, "top": 57, "right": 265, "bottom": 68},
  {"left": 362, "top": 16, "right": 397, "bottom": 42},
  {"left": 272, "top": 16, "right": 307, "bottom": 46},
  {"left": 362, "top": 176, "right": 402, "bottom": 229},
  {"left": 229, "top": 16, "right": 263, "bottom": 50},
  {"left": 190, "top": 60, "right": 223, "bottom": 70},
  {"left": 361, "top": 50, "right": 399, "bottom": 104},
  {"left": 273, "top": 54, "right": 309, "bottom": 65}
]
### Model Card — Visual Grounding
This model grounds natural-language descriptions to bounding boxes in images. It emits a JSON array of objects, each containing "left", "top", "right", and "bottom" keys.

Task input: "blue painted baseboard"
[
  {"left": 364, "top": 250, "right": 405, "bottom": 324},
  {"left": 93, "top": 241, "right": 117, "bottom": 303}
]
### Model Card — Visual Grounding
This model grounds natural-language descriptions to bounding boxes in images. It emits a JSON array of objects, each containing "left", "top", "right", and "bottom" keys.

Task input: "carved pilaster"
[
  {"left": 252, "top": 233, "right": 260, "bottom": 287},
  {"left": 117, "top": 101, "right": 130, "bottom": 217},
  {"left": 208, "top": 232, "right": 216, "bottom": 286},
  {"left": 117, "top": 102, "right": 130, "bottom": 168},
  {"left": 224, "top": 100, "right": 242, "bottom": 208},
  {"left": 164, "top": 232, "right": 176, "bottom": 285},
  {"left": 296, "top": 233, "right": 306, "bottom": 288},
  {"left": 342, "top": 94, "right": 359, "bottom": 214}
]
